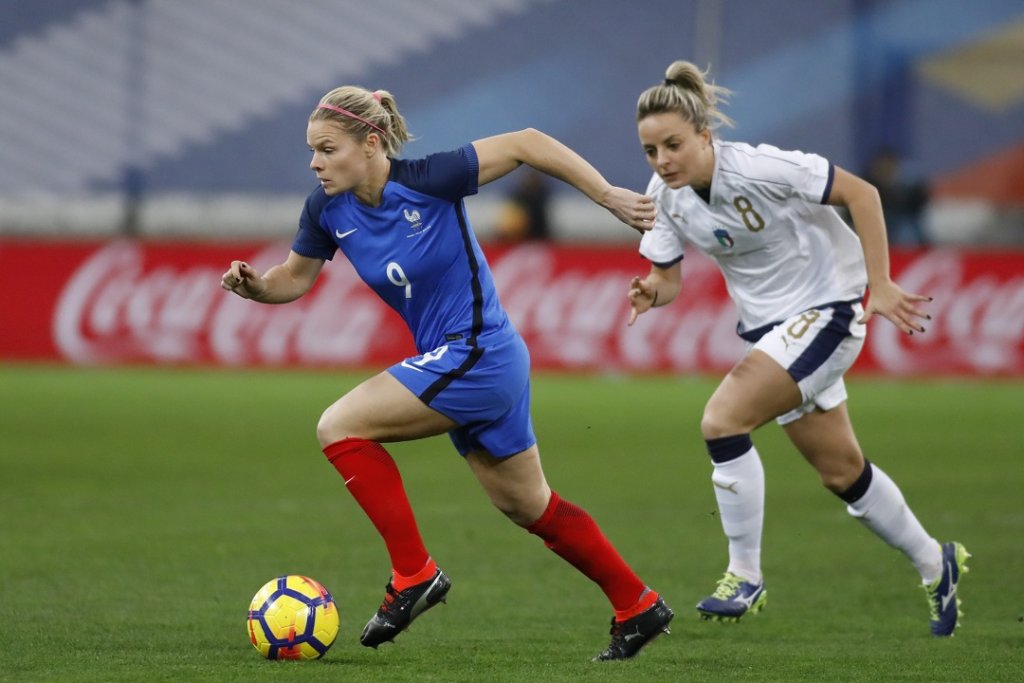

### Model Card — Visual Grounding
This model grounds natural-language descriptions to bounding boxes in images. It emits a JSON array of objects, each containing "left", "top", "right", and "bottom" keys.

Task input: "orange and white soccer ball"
[{"left": 246, "top": 575, "right": 339, "bottom": 660}]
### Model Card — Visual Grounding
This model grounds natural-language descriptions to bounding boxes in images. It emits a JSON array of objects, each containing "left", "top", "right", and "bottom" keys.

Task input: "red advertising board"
[{"left": 1, "top": 239, "right": 1022, "bottom": 376}]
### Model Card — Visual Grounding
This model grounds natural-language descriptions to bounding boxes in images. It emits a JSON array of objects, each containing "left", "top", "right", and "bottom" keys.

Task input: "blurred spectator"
[
  {"left": 494, "top": 168, "right": 552, "bottom": 242},
  {"left": 864, "top": 149, "right": 930, "bottom": 247}
]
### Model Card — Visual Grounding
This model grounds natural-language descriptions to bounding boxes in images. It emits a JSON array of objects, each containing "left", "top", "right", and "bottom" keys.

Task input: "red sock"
[
  {"left": 323, "top": 437, "right": 430, "bottom": 578},
  {"left": 526, "top": 491, "right": 652, "bottom": 613},
  {"left": 393, "top": 557, "right": 437, "bottom": 592}
]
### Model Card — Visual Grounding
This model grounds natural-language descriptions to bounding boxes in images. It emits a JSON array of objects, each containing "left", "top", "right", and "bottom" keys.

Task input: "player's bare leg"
[
  {"left": 465, "top": 445, "right": 550, "bottom": 525},
  {"left": 702, "top": 349, "right": 802, "bottom": 438},
  {"left": 782, "top": 402, "right": 863, "bottom": 491},
  {"left": 318, "top": 372, "right": 457, "bottom": 648},
  {"left": 317, "top": 370, "right": 458, "bottom": 445}
]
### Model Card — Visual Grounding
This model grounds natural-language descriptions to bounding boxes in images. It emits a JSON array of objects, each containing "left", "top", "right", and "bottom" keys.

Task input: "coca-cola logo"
[
  {"left": 870, "top": 250, "right": 1024, "bottom": 374},
  {"left": 53, "top": 242, "right": 391, "bottom": 365},
  {"left": 54, "top": 242, "right": 219, "bottom": 363},
  {"left": 44, "top": 241, "right": 1024, "bottom": 375},
  {"left": 490, "top": 245, "right": 744, "bottom": 371}
]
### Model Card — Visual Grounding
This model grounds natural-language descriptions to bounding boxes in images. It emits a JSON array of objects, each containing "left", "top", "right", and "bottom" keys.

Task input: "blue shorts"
[{"left": 387, "top": 331, "right": 536, "bottom": 458}]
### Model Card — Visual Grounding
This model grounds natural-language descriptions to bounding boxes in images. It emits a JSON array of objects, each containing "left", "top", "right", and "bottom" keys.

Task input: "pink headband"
[{"left": 316, "top": 103, "right": 386, "bottom": 136}]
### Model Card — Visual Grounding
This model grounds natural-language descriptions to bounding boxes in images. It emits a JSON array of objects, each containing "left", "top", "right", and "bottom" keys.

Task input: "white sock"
[
  {"left": 711, "top": 447, "right": 765, "bottom": 584},
  {"left": 846, "top": 463, "right": 942, "bottom": 583}
]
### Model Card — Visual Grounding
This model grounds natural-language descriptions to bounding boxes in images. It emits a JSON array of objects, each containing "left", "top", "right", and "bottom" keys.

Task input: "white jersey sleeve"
[{"left": 638, "top": 174, "right": 685, "bottom": 267}]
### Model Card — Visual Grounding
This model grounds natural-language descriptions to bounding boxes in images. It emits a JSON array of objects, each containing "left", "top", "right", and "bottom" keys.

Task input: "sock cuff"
[
  {"left": 705, "top": 434, "right": 754, "bottom": 463},
  {"left": 837, "top": 458, "right": 873, "bottom": 504},
  {"left": 613, "top": 587, "right": 659, "bottom": 622},
  {"left": 323, "top": 437, "right": 390, "bottom": 465},
  {"left": 392, "top": 557, "right": 437, "bottom": 591},
  {"left": 526, "top": 490, "right": 562, "bottom": 534}
]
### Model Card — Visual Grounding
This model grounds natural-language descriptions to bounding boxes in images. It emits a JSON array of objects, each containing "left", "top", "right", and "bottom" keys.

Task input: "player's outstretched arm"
[
  {"left": 221, "top": 250, "right": 324, "bottom": 303},
  {"left": 827, "top": 167, "right": 931, "bottom": 334},
  {"left": 627, "top": 263, "right": 681, "bottom": 326},
  {"left": 472, "top": 128, "right": 655, "bottom": 233}
]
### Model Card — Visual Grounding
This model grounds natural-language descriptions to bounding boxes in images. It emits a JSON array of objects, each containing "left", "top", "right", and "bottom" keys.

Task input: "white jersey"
[{"left": 639, "top": 140, "right": 867, "bottom": 338}]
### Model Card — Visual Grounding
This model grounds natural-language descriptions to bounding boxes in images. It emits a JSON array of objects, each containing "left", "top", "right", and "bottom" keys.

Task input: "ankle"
[
  {"left": 614, "top": 588, "right": 659, "bottom": 622},
  {"left": 392, "top": 557, "right": 437, "bottom": 591}
]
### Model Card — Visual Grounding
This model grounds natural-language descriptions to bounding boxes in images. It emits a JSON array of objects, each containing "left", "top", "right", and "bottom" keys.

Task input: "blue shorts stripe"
[
  {"left": 420, "top": 346, "right": 484, "bottom": 405},
  {"left": 787, "top": 303, "right": 855, "bottom": 382}
]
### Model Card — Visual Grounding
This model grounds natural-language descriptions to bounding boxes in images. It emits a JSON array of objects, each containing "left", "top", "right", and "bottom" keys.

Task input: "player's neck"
[
  {"left": 353, "top": 157, "right": 392, "bottom": 207},
  {"left": 690, "top": 145, "right": 716, "bottom": 200}
]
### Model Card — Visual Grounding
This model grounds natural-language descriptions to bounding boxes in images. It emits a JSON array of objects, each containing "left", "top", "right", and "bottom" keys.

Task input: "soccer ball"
[{"left": 246, "top": 575, "right": 340, "bottom": 660}]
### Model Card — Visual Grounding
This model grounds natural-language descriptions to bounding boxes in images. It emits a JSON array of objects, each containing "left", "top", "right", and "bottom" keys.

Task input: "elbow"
[
  {"left": 845, "top": 175, "right": 882, "bottom": 211},
  {"left": 663, "top": 283, "right": 683, "bottom": 306},
  {"left": 515, "top": 127, "right": 549, "bottom": 153},
  {"left": 862, "top": 182, "right": 881, "bottom": 207}
]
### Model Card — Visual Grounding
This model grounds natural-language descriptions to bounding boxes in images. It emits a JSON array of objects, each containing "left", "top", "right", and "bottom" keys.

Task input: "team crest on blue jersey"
[
  {"left": 404, "top": 209, "right": 422, "bottom": 229},
  {"left": 401, "top": 206, "right": 434, "bottom": 239},
  {"left": 403, "top": 208, "right": 431, "bottom": 238},
  {"left": 713, "top": 228, "right": 735, "bottom": 248}
]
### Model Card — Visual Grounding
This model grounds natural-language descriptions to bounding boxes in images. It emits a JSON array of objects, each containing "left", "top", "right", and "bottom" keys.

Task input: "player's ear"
[{"left": 364, "top": 133, "right": 381, "bottom": 158}]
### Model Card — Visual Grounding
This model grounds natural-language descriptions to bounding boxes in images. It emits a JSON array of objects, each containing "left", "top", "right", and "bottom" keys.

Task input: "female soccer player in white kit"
[{"left": 625, "top": 61, "right": 968, "bottom": 636}]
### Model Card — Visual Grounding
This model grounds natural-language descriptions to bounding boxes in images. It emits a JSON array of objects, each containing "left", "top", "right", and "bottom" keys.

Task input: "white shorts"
[{"left": 746, "top": 302, "right": 866, "bottom": 426}]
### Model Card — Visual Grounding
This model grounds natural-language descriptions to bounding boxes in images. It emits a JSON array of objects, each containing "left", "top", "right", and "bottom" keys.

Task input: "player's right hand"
[
  {"left": 627, "top": 275, "right": 657, "bottom": 326},
  {"left": 221, "top": 260, "right": 265, "bottom": 299},
  {"left": 604, "top": 186, "right": 656, "bottom": 234}
]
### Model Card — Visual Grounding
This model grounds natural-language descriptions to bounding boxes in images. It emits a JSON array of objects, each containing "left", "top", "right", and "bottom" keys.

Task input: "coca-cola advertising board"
[{"left": 1, "top": 239, "right": 1022, "bottom": 376}]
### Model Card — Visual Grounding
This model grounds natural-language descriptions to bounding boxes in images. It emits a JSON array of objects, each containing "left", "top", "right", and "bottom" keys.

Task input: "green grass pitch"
[{"left": 1, "top": 364, "right": 1021, "bottom": 682}]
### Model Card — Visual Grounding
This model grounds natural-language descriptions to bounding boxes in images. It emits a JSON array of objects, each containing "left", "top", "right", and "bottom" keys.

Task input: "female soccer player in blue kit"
[
  {"left": 221, "top": 86, "right": 673, "bottom": 660},
  {"left": 625, "top": 61, "right": 967, "bottom": 636}
]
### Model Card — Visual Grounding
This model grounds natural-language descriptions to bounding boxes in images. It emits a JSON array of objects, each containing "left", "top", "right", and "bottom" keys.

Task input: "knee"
[
  {"left": 816, "top": 454, "right": 865, "bottom": 494},
  {"left": 701, "top": 403, "right": 740, "bottom": 440},
  {"left": 316, "top": 403, "right": 355, "bottom": 448}
]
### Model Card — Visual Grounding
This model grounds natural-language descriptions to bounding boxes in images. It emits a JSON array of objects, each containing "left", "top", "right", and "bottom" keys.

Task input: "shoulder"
[
  {"left": 300, "top": 185, "right": 339, "bottom": 226},
  {"left": 389, "top": 144, "right": 479, "bottom": 201},
  {"left": 716, "top": 140, "right": 830, "bottom": 197},
  {"left": 647, "top": 172, "right": 688, "bottom": 212},
  {"left": 717, "top": 140, "right": 827, "bottom": 176},
  {"left": 294, "top": 185, "right": 341, "bottom": 261}
]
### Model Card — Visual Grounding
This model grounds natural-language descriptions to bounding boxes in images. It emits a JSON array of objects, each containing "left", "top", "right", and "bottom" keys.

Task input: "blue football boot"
[
  {"left": 923, "top": 542, "right": 970, "bottom": 636},
  {"left": 696, "top": 571, "right": 766, "bottom": 621}
]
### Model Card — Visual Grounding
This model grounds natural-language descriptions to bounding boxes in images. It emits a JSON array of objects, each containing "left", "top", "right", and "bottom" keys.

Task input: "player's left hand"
[
  {"left": 603, "top": 186, "right": 656, "bottom": 233},
  {"left": 858, "top": 279, "right": 931, "bottom": 334}
]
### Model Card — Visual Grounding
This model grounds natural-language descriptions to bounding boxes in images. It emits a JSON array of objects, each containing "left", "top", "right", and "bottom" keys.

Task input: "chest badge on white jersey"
[{"left": 714, "top": 228, "right": 735, "bottom": 248}]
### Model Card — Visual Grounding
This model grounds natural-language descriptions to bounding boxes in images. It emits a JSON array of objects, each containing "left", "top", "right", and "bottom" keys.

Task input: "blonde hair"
[
  {"left": 310, "top": 86, "right": 413, "bottom": 157},
  {"left": 636, "top": 61, "right": 734, "bottom": 132}
]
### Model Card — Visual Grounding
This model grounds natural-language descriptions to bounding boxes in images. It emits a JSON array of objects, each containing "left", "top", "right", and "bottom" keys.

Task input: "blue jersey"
[{"left": 292, "top": 143, "right": 513, "bottom": 354}]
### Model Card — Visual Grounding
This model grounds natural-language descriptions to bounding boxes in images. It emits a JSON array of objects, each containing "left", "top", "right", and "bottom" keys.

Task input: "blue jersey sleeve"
[
  {"left": 389, "top": 144, "right": 479, "bottom": 202},
  {"left": 292, "top": 186, "right": 337, "bottom": 261}
]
